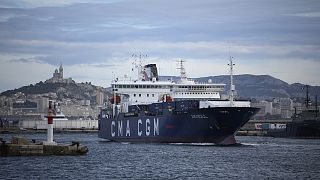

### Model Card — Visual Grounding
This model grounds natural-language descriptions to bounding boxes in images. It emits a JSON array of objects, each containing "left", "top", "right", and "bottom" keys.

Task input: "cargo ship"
[{"left": 98, "top": 58, "right": 259, "bottom": 144}]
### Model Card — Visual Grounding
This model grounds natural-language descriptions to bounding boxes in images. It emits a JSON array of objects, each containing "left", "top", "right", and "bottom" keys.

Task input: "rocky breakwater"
[{"left": 0, "top": 136, "right": 88, "bottom": 156}]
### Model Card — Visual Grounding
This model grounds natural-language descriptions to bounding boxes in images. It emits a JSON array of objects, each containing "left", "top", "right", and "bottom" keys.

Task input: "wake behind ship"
[{"left": 98, "top": 58, "right": 259, "bottom": 145}]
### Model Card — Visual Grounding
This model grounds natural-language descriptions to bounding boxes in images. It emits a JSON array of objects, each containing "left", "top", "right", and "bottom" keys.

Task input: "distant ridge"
[{"left": 160, "top": 74, "right": 320, "bottom": 100}]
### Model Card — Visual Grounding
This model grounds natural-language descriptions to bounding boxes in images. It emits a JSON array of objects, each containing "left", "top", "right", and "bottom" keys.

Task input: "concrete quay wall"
[{"left": 20, "top": 119, "right": 98, "bottom": 130}]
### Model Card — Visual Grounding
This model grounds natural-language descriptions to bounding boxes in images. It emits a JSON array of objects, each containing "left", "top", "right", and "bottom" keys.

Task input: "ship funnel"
[{"left": 144, "top": 64, "right": 158, "bottom": 81}]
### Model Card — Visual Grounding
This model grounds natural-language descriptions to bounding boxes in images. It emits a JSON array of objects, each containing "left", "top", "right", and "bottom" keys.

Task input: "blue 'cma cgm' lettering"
[{"left": 111, "top": 118, "right": 159, "bottom": 137}]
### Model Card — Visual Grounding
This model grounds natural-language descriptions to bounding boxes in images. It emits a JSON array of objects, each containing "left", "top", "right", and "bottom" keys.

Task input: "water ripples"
[{"left": 1, "top": 133, "right": 319, "bottom": 179}]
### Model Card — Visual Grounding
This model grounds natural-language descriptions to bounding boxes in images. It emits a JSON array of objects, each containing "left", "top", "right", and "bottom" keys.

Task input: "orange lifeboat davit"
[
  {"left": 109, "top": 95, "right": 121, "bottom": 104},
  {"left": 160, "top": 94, "right": 172, "bottom": 102},
  {"left": 166, "top": 95, "right": 173, "bottom": 102}
]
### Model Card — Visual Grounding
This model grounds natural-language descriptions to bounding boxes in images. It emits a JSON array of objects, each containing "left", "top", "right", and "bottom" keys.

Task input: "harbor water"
[{"left": 1, "top": 133, "right": 319, "bottom": 179}]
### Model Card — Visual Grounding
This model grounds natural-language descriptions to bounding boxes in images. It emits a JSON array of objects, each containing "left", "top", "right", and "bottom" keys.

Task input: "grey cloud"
[
  {"left": 0, "top": 0, "right": 318, "bottom": 45},
  {"left": 0, "top": 0, "right": 126, "bottom": 8},
  {"left": 0, "top": 0, "right": 320, "bottom": 69},
  {"left": 8, "top": 57, "right": 43, "bottom": 64},
  {"left": 87, "top": 63, "right": 117, "bottom": 68}
]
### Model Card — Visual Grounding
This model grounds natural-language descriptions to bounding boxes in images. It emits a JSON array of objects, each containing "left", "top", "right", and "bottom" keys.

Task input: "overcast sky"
[{"left": 0, "top": 0, "right": 320, "bottom": 93}]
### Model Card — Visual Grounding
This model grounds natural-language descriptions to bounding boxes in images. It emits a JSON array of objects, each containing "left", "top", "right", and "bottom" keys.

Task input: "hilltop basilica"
[{"left": 45, "top": 63, "right": 74, "bottom": 84}]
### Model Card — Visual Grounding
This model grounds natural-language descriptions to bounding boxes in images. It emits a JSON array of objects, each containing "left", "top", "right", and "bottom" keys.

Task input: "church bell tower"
[{"left": 59, "top": 62, "right": 63, "bottom": 79}]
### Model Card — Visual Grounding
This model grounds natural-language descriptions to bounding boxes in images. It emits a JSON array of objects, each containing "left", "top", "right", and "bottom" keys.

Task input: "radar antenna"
[{"left": 228, "top": 56, "right": 235, "bottom": 107}]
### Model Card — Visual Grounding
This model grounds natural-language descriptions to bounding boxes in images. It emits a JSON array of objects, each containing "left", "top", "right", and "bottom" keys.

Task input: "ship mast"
[
  {"left": 228, "top": 56, "right": 235, "bottom": 107},
  {"left": 305, "top": 85, "right": 310, "bottom": 109},
  {"left": 316, "top": 95, "right": 318, "bottom": 117},
  {"left": 132, "top": 52, "right": 148, "bottom": 81},
  {"left": 177, "top": 60, "right": 187, "bottom": 82}
]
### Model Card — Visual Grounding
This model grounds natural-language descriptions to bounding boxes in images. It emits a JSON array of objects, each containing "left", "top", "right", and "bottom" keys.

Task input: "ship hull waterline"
[{"left": 98, "top": 107, "right": 259, "bottom": 145}]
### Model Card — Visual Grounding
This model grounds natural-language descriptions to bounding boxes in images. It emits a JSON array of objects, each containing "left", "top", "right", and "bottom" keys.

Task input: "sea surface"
[{"left": 1, "top": 133, "right": 319, "bottom": 179}]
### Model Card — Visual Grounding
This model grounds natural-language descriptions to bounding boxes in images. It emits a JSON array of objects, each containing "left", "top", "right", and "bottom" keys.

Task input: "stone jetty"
[{"left": 0, "top": 136, "right": 88, "bottom": 156}]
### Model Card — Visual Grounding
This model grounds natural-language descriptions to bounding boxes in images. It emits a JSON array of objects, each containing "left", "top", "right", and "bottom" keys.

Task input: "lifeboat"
[
  {"left": 166, "top": 95, "right": 173, "bottom": 102},
  {"left": 160, "top": 94, "right": 173, "bottom": 102},
  {"left": 109, "top": 95, "right": 121, "bottom": 104}
]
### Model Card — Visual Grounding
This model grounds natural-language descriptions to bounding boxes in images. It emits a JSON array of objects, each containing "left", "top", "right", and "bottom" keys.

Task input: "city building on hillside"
[
  {"left": 81, "top": 100, "right": 91, "bottom": 106},
  {"left": 280, "top": 98, "right": 293, "bottom": 118},
  {"left": 272, "top": 105, "right": 281, "bottom": 116},
  {"left": 252, "top": 101, "right": 273, "bottom": 115},
  {"left": 292, "top": 102, "right": 303, "bottom": 114},
  {"left": 96, "top": 90, "right": 104, "bottom": 107},
  {"left": 60, "top": 103, "right": 99, "bottom": 119},
  {"left": 45, "top": 63, "right": 75, "bottom": 84},
  {"left": 36, "top": 97, "right": 49, "bottom": 113},
  {"left": 12, "top": 100, "right": 38, "bottom": 114},
  {"left": 251, "top": 101, "right": 273, "bottom": 119}
]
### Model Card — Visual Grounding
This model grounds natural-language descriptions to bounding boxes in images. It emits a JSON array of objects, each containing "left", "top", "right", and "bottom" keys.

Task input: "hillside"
[{"left": 0, "top": 81, "right": 109, "bottom": 103}]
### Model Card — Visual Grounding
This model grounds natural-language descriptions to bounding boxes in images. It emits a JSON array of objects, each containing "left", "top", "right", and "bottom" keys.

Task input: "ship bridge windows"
[
  {"left": 114, "top": 84, "right": 124, "bottom": 88},
  {"left": 112, "top": 84, "right": 173, "bottom": 89},
  {"left": 186, "top": 86, "right": 206, "bottom": 90}
]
